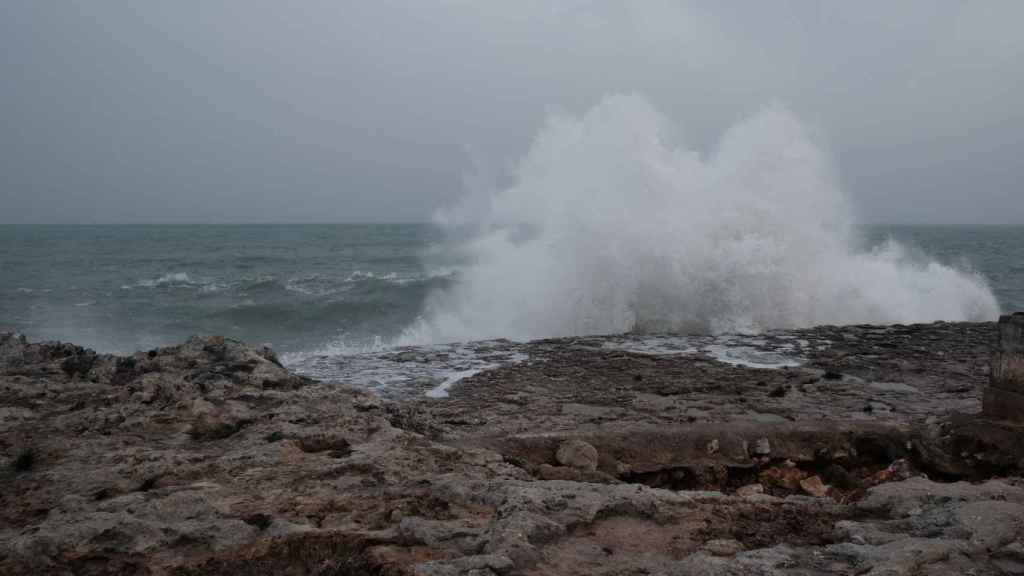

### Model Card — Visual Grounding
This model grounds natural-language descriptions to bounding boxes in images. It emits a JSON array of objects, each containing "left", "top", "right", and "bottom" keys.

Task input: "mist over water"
[{"left": 400, "top": 95, "right": 1000, "bottom": 344}]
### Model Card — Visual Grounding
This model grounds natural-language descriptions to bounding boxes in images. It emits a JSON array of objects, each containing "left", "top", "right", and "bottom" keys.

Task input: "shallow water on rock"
[
  {"left": 285, "top": 331, "right": 813, "bottom": 398},
  {"left": 285, "top": 339, "right": 530, "bottom": 399}
]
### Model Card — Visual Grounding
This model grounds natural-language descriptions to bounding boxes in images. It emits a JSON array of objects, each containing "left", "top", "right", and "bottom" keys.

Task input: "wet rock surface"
[{"left": 2, "top": 322, "right": 1023, "bottom": 575}]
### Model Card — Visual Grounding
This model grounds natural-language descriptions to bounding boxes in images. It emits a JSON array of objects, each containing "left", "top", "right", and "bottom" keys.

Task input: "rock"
[
  {"left": 994, "top": 541, "right": 1024, "bottom": 575},
  {"left": 751, "top": 437, "right": 771, "bottom": 456},
  {"left": 735, "top": 483, "right": 764, "bottom": 497},
  {"left": 535, "top": 463, "right": 614, "bottom": 483},
  {"left": 822, "top": 463, "right": 858, "bottom": 489},
  {"left": 415, "top": 554, "right": 514, "bottom": 576},
  {"left": 703, "top": 538, "right": 744, "bottom": 556},
  {"left": 705, "top": 438, "right": 719, "bottom": 455},
  {"left": 864, "top": 459, "right": 913, "bottom": 487},
  {"left": 985, "top": 386, "right": 1024, "bottom": 423},
  {"left": 759, "top": 463, "right": 807, "bottom": 491},
  {"left": 913, "top": 415, "right": 1024, "bottom": 479},
  {"left": 799, "top": 475, "right": 830, "bottom": 497},
  {"left": 555, "top": 439, "right": 598, "bottom": 471},
  {"left": 865, "top": 401, "right": 892, "bottom": 414},
  {"left": 868, "top": 381, "right": 919, "bottom": 394},
  {"left": 188, "top": 398, "right": 254, "bottom": 440},
  {"left": 1, "top": 321, "right": 1021, "bottom": 575},
  {"left": 896, "top": 458, "right": 919, "bottom": 478}
]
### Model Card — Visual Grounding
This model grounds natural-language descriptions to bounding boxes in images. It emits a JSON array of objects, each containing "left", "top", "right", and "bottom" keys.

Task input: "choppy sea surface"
[
  {"left": 1, "top": 224, "right": 1021, "bottom": 390},
  {"left": 0, "top": 224, "right": 449, "bottom": 355}
]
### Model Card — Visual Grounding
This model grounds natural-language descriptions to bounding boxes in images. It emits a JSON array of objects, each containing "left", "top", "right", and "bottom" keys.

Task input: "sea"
[{"left": 1, "top": 224, "right": 1021, "bottom": 393}]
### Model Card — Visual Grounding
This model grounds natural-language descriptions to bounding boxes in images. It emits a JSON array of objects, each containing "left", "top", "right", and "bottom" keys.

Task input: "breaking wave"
[
  {"left": 122, "top": 272, "right": 214, "bottom": 290},
  {"left": 400, "top": 94, "right": 1000, "bottom": 344},
  {"left": 122, "top": 270, "right": 455, "bottom": 297}
]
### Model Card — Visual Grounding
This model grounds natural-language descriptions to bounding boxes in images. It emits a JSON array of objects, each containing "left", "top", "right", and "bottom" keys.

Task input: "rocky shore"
[{"left": 2, "top": 320, "right": 1024, "bottom": 575}]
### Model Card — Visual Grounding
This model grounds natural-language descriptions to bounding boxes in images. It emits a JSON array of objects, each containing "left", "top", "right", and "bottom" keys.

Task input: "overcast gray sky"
[{"left": 1, "top": 1, "right": 1022, "bottom": 224}]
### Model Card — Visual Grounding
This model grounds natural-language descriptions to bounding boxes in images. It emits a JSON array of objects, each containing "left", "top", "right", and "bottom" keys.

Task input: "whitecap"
[{"left": 123, "top": 272, "right": 225, "bottom": 292}]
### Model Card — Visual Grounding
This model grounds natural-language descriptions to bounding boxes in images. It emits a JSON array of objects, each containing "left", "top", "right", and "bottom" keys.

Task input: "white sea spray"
[{"left": 400, "top": 94, "right": 1000, "bottom": 344}]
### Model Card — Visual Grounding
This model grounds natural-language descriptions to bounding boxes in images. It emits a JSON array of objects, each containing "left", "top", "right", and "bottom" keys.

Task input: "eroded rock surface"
[{"left": 1, "top": 322, "right": 1023, "bottom": 575}]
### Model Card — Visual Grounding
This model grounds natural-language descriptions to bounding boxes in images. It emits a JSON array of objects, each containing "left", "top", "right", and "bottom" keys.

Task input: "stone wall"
[{"left": 985, "top": 312, "right": 1024, "bottom": 422}]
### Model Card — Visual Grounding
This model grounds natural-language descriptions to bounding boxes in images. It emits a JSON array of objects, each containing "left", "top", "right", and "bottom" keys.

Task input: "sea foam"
[{"left": 399, "top": 94, "right": 999, "bottom": 344}]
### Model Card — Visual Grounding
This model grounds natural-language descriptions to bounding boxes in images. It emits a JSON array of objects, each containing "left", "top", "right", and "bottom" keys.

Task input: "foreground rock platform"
[{"left": 2, "top": 322, "right": 1023, "bottom": 575}]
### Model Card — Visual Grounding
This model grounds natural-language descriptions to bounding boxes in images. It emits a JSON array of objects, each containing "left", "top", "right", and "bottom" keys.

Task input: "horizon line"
[
  {"left": 0, "top": 220, "right": 435, "bottom": 226},
  {"left": 1, "top": 221, "right": 1023, "bottom": 227}
]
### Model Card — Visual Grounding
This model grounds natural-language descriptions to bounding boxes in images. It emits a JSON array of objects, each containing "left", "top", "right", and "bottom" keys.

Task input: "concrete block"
[
  {"left": 996, "top": 313, "right": 1024, "bottom": 354},
  {"left": 986, "top": 313, "right": 1024, "bottom": 422},
  {"left": 992, "top": 353, "right": 1024, "bottom": 394},
  {"left": 983, "top": 387, "right": 1024, "bottom": 422}
]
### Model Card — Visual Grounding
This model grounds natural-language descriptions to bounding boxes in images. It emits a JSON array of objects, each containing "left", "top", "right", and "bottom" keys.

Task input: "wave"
[
  {"left": 280, "top": 336, "right": 390, "bottom": 367},
  {"left": 344, "top": 270, "right": 398, "bottom": 283},
  {"left": 122, "top": 272, "right": 193, "bottom": 289},
  {"left": 282, "top": 275, "right": 344, "bottom": 297},
  {"left": 121, "top": 269, "right": 456, "bottom": 297},
  {"left": 121, "top": 272, "right": 227, "bottom": 293},
  {"left": 399, "top": 94, "right": 1000, "bottom": 344},
  {"left": 190, "top": 270, "right": 456, "bottom": 343},
  {"left": 341, "top": 269, "right": 458, "bottom": 286}
]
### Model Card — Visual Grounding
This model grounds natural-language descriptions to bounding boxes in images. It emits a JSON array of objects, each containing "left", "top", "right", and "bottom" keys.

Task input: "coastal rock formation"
[{"left": 2, "top": 322, "right": 1023, "bottom": 575}]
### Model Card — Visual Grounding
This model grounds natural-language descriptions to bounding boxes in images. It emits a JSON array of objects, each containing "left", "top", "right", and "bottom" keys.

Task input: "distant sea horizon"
[{"left": 3, "top": 221, "right": 1023, "bottom": 226}]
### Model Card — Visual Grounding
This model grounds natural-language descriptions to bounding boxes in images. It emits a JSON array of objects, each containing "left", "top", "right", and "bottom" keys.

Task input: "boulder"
[{"left": 555, "top": 439, "right": 599, "bottom": 471}]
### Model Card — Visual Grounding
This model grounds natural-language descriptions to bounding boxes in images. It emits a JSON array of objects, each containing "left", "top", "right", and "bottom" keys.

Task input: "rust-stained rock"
[
  {"left": 863, "top": 458, "right": 913, "bottom": 488},
  {"left": 759, "top": 462, "right": 808, "bottom": 491},
  {"left": 799, "top": 475, "right": 830, "bottom": 497}
]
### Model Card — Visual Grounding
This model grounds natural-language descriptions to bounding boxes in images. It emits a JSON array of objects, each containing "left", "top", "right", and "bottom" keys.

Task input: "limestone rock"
[
  {"left": 555, "top": 439, "right": 599, "bottom": 471},
  {"left": 752, "top": 437, "right": 771, "bottom": 456},
  {"left": 2, "top": 321, "right": 1022, "bottom": 575},
  {"left": 735, "top": 483, "right": 764, "bottom": 497},
  {"left": 704, "top": 538, "right": 744, "bottom": 557}
]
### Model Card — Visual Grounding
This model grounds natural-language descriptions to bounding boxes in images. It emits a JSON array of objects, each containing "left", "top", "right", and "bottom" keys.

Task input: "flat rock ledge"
[{"left": 2, "top": 322, "right": 1024, "bottom": 576}]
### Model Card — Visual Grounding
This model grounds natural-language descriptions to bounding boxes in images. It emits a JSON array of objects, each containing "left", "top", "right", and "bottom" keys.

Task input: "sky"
[{"left": 1, "top": 1, "right": 1022, "bottom": 225}]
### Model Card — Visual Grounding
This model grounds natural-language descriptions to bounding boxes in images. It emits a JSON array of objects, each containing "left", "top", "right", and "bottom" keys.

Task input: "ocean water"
[
  {"left": 1, "top": 222, "right": 1021, "bottom": 393},
  {"left": 3, "top": 96, "right": 1017, "bottom": 392},
  {"left": 0, "top": 224, "right": 451, "bottom": 355},
  {"left": 866, "top": 225, "right": 1024, "bottom": 314},
  {"left": 0, "top": 223, "right": 1020, "bottom": 358}
]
